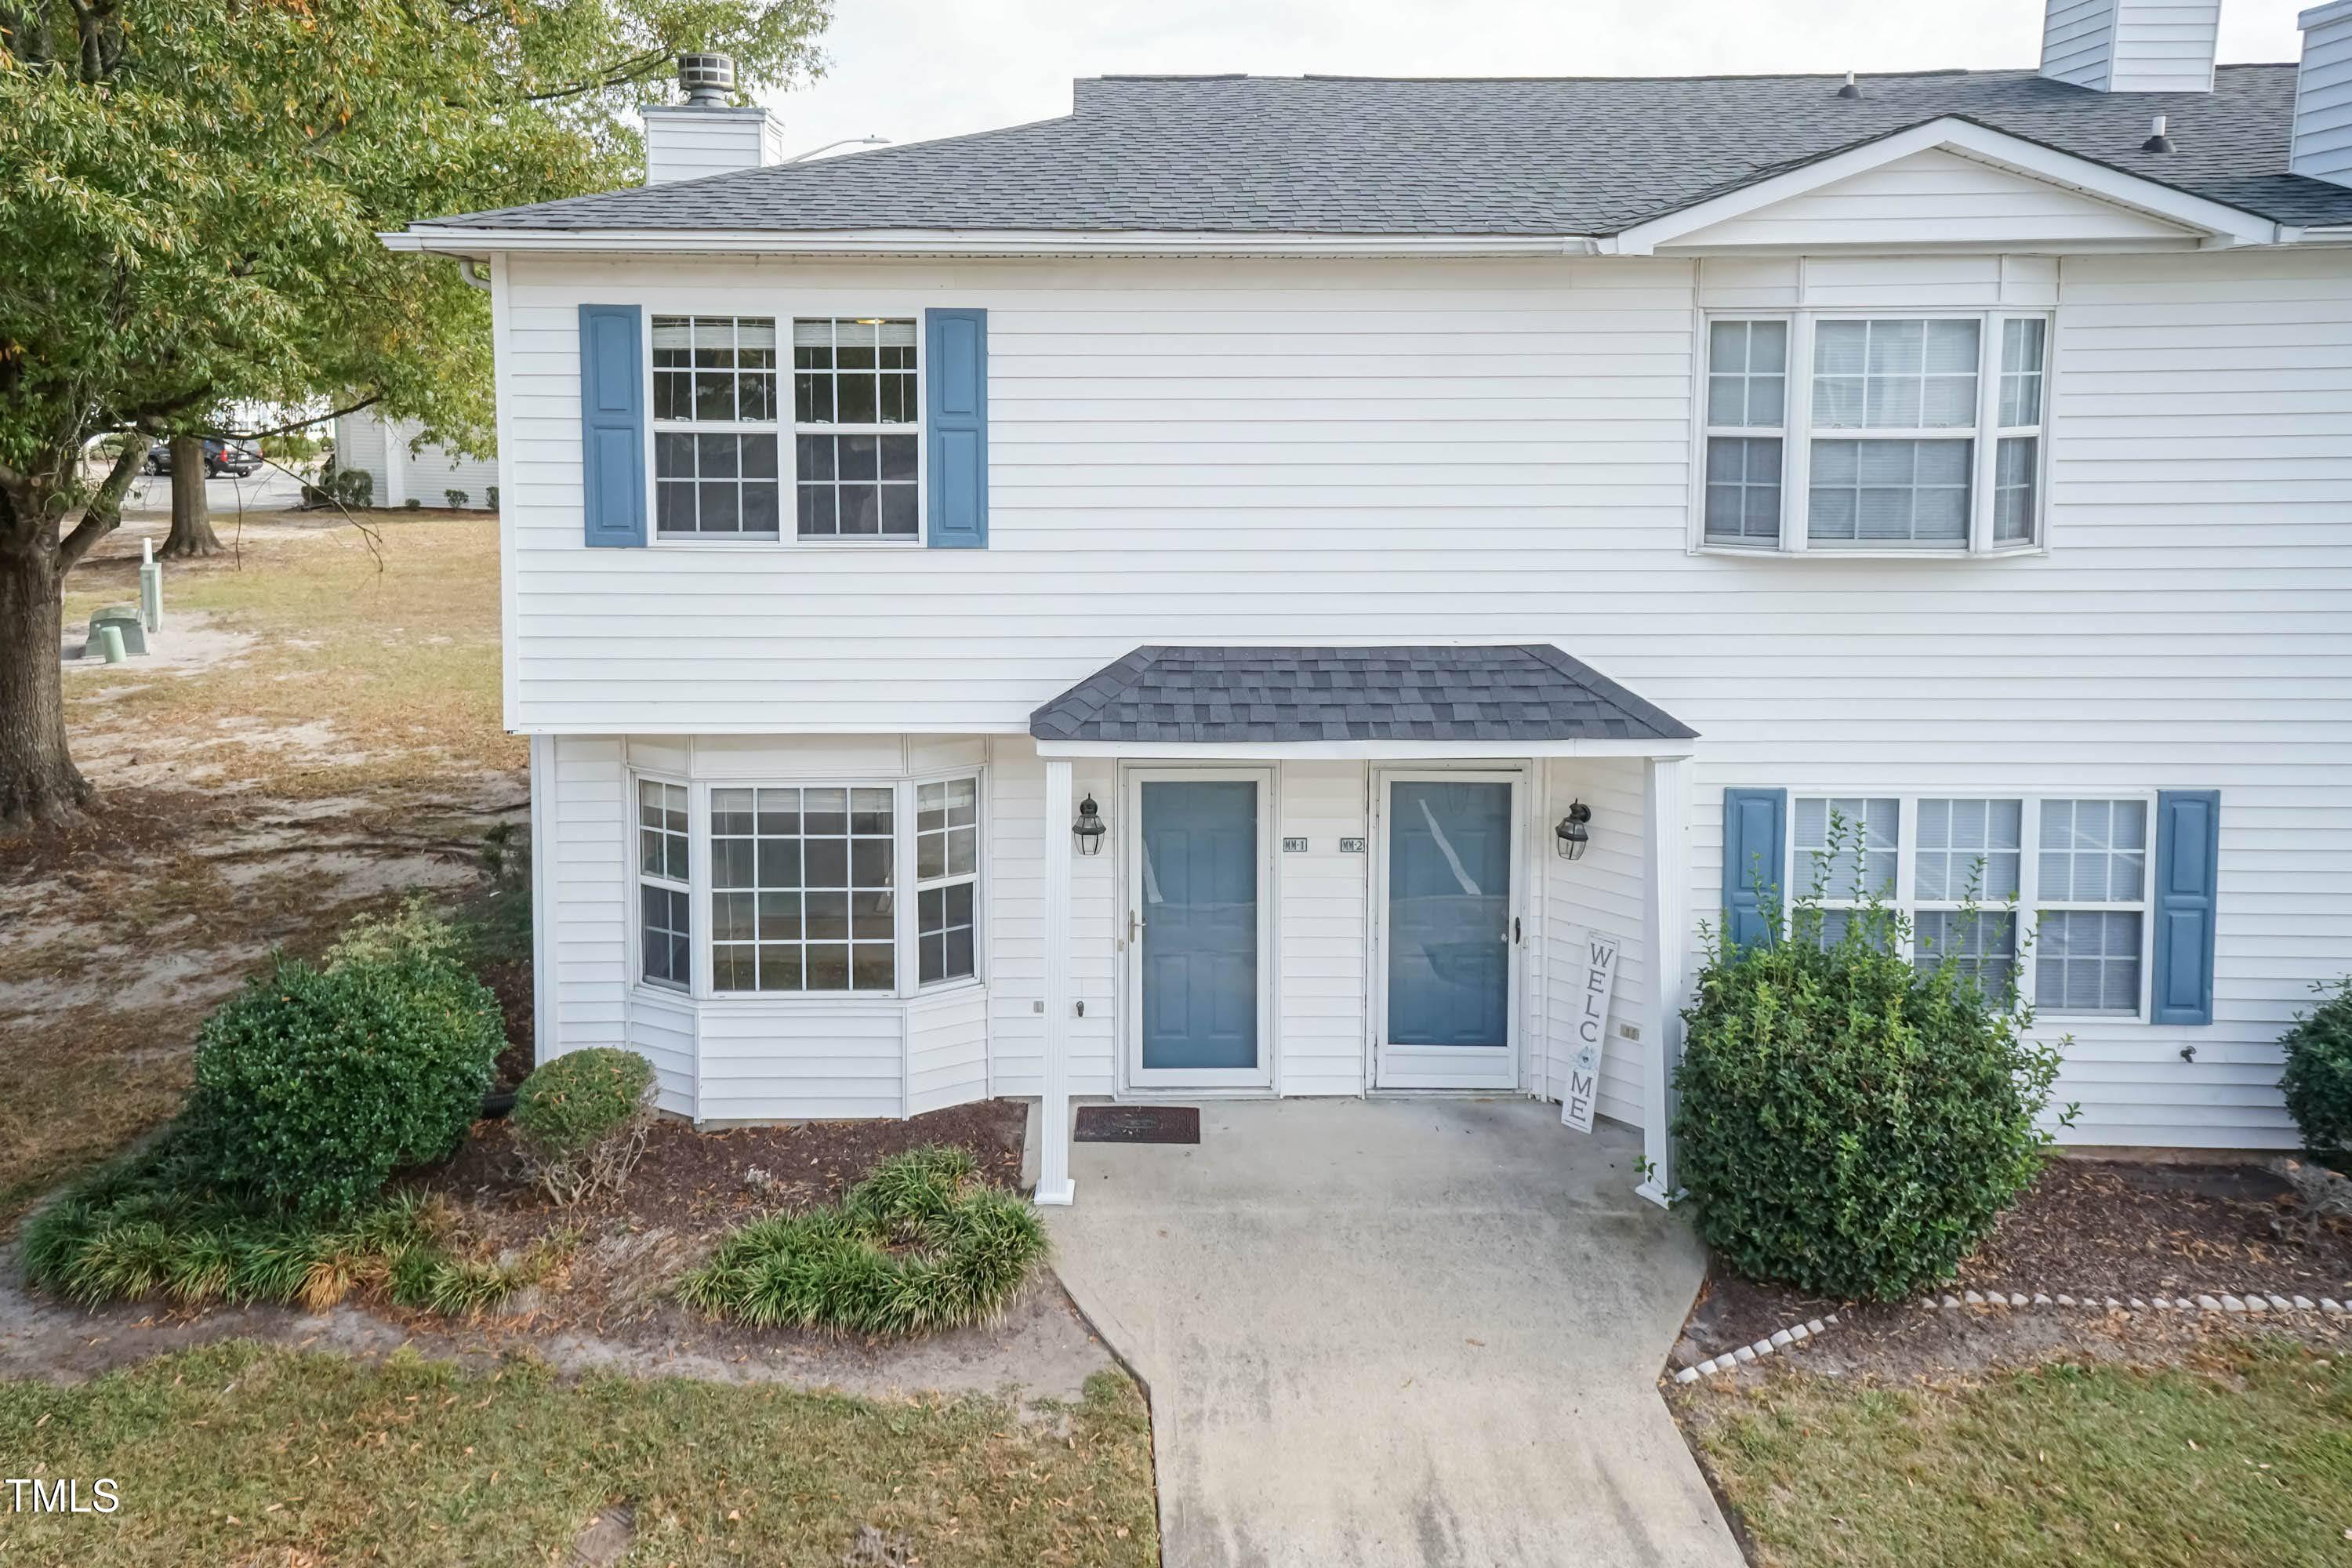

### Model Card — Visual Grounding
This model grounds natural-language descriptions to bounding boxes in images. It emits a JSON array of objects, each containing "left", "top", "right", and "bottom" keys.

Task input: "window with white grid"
[
  {"left": 1703, "top": 320, "right": 1788, "bottom": 546},
  {"left": 637, "top": 779, "right": 691, "bottom": 989},
  {"left": 915, "top": 776, "right": 979, "bottom": 985},
  {"left": 710, "top": 786, "right": 898, "bottom": 993},
  {"left": 1697, "top": 311, "right": 2050, "bottom": 555},
  {"left": 652, "top": 316, "right": 781, "bottom": 539},
  {"left": 793, "top": 318, "right": 920, "bottom": 540},
  {"left": 2034, "top": 798, "right": 2147, "bottom": 1015},
  {"left": 1912, "top": 798, "right": 2022, "bottom": 994},
  {"left": 1783, "top": 793, "right": 2151, "bottom": 1016}
]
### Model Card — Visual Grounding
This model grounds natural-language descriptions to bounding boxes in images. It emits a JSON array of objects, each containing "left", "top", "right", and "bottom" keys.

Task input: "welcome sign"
[{"left": 1559, "top": 927, "right": 1621, "bottom": 1134}]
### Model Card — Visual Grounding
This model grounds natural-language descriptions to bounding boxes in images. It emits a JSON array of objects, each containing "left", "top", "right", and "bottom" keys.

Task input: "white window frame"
[
  {"left": 647, "top": 314, "right": 786, "bottom": 544},
  {"left": 1693, "top": 308, "right": 2054, "bottom": 558},
  {"left": 913, "top": 771, "right": 985, "bottom": 990},
  {"left": 1782, "top": 789, "right": 2155, "bottom": 1022},
  {"left": 627, "top": 769, "right": 987, "bottom": 1004},
  {"left": 788, "top": 315, "right": 924, "bottom": 550},
  {"left": 638, "top": 309, "right": 929, "bottom": 551},
  {"left": 632, "top": 774, "right": 693, "bottom": 993}
]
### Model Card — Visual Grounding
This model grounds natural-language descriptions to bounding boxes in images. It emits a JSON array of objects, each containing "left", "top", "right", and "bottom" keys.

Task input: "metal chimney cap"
[{"left": 679, "top": 53, "right": 736, "bottom": 107}]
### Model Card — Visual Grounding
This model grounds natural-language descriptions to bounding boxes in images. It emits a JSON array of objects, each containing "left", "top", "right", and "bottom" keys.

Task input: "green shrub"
[
  {"left": 679, "top": 1147, "right": 1047, "bottom": 1336},
  {"left": 1672, "top": 866, "right": 2071, "bottom": 1302},
  {"left": 185, "top": 904, "right": 503, "bottom": 1218},
  {"left": 510, "top": 1048, "right": 656, "bottom": 1204},
  {"left": 2282, "top": 978, "right": 2352, "bottom": 1160}
]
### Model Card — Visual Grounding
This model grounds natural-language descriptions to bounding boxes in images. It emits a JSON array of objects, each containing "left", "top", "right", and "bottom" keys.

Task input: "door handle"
[
  {"left": 1512, "top": 916, "right": 1522, "bottom": 944},
  {"left": 1130, "top": 910, "right": 1145, "bottom": 942}
]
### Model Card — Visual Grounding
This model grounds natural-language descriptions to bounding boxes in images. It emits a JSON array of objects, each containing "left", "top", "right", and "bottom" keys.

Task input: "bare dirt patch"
[
  {"left": 1671, "top": 1156, "right": 2352, "bottom": 1387},
  {"left": 416, "top": 1099, "right": 1029, "bottom": 1328}
]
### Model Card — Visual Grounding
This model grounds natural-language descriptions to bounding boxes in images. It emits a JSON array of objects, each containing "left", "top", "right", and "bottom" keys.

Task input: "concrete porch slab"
[{"left": 1044, "top": 1097, "right": 1740, "bottom": 1568}]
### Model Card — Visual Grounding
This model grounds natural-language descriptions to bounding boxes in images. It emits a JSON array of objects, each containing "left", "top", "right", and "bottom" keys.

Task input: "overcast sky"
[{"left": 754, "top": 1, "right": 2316, "bottom": 160}]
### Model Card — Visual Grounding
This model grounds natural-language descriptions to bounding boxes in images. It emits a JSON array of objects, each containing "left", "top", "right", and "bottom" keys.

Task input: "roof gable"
[
  {"left": 1657, "top": 145, "right": 2201, "bottom": 250},
  {"left": 1608, "top": 117, "right": 2277, "bottom": 253}
]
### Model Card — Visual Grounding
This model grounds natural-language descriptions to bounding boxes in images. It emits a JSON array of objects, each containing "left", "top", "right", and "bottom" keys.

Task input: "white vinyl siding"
[{"left": 506, "top": 247, "right": 2352, "bottom": 1149}]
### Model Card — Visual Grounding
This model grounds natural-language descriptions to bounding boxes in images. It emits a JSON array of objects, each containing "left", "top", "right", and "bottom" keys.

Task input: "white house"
[
  {"left": 333, "top": 407, "right": 500, "bottom": 510},
  {"left": 386, "top": 0, "right": 2352, "bottom": 1206}
]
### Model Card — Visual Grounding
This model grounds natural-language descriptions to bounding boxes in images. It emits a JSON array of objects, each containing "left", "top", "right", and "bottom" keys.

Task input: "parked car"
[{"left": 143, "top": 438, "right": 263, "bottom": 477}]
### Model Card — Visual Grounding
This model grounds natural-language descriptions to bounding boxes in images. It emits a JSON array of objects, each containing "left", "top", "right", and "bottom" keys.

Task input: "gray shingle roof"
[
  {"left": 1029, "top": 645, "right": 1697, "bottom": 745},
  {"left": 425, "top": 65, "right": 2352, "bottom": 235}
]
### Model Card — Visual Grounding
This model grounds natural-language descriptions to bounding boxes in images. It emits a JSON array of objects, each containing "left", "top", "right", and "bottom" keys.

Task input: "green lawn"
[
  {"left": 0, "top": 1343, "right": 1159, "bottom": 1566},
  {"left": 1686, "top": 1337, "right": 2352, "bottom": 1568}
]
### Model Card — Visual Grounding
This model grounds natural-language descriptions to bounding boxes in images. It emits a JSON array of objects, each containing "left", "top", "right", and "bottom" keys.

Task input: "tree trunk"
[
  {"left": 161, "top": 435, "right": 222, "bottom": 557},
  {"left": 0, "top": 503, "right": 91, "bottom": 826}
]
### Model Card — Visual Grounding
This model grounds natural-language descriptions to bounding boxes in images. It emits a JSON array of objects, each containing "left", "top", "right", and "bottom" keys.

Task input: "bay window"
[
  {"left": 1788, "top": 792, "right": 2149, "bottom": 1017},
  {"left": 637, "top": 771, "right": 983, "bottom": 1000},
  {"left": 1701, "top": 310, "right": 2050, "bottom": 554}
]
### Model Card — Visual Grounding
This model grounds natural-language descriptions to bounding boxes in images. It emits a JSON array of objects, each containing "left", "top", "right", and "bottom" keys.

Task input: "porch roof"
[{"left": 1028, "top": 644, "right": 1697, "bottom": 752}]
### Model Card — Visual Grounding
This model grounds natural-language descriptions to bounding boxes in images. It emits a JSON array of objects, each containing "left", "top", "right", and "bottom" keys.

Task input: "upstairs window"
[
  {"left": 1701, "top": 311, "right": 2049, "bottom": 555},
  {"left": 652, "top": 316, "right": 781, "bottom": 539},
  {"left": 793, "top": 318, "right": 920, "bottom": 541}
]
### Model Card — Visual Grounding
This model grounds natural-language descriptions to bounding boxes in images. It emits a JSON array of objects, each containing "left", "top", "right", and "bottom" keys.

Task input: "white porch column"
[
  {"left": 1035, "top": 757, "right": 1077, "bottom": 1206},
  {"left": 1639, "top": 753, "right": 1693, "bottom": 1208}
]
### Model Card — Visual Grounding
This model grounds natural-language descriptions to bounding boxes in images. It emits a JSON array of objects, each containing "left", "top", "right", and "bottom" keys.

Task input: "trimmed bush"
[
  {"left": 511, "top": 1048, "right": 657, "bottom": 1205},
  {"left": 185, "top": 904, "right": 503, "bottom": 1218},
  {"left": 1671, "top": 881, "right": 2069, "bottom": 1302},
  {"left": 679, "top": 1147, "right": 1047, "bottom": 1336},
  {"left": 2282, "top": 978, "right": 2352, "bottom": 1161}
]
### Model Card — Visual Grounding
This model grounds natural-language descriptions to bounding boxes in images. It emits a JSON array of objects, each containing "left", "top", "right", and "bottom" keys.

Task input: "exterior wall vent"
[{"left": 2040, "top": 0, "right": 2220, "bottom": 93}]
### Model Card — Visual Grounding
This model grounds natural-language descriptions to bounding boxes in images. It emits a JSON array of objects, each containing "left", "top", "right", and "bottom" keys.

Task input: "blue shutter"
[
  {"left": 1721, "top": 789, "right": 1787, "bottom": 949},
  {"left": 2151, "top": 790, "right": 2220, "bottom": 1025},
  {"left": 925, "top": 308, "right": 988, "bottom": 548},
  {"left": 579, "top": 304, "right": 645, "bottom": 547}
]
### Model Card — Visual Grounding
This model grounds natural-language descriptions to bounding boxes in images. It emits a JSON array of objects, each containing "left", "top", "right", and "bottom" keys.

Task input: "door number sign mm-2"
[{"left": 1561, "top": 928, "right": 1622, "bottom": 1134}]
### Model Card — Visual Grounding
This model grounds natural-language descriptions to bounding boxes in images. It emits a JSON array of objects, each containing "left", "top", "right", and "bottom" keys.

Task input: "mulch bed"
[
  {"left": 1678, "top": 1156, "right": 2352, "bottom": 1381},
  {"left": 405, "top": 1098, "right": 1029, "bottom": 1330}
]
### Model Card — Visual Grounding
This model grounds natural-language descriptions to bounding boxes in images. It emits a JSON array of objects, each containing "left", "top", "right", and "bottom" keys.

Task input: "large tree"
[{"left": 0, "top": 0, "right": 827, "bottom": 823}]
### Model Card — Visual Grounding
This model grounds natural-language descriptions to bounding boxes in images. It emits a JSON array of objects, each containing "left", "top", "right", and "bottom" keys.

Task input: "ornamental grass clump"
[
  {"left": 2281, "top": 977, "right": 2352, "bottom": 1163},
  {"left": 1672, "top": 819, "right": 2072, "bottom": 1302},
  {"left": 679, "top": 1146, "right": 1047, "bottom": 1337},
  {"left": 510, "top": 1047, "right": 657, "bottom": 1205}
]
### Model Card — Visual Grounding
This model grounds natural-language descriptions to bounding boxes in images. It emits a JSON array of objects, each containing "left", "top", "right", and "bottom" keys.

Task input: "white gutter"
[{"left": 380, "top": 227, "right": 1604, "bottom": 260}]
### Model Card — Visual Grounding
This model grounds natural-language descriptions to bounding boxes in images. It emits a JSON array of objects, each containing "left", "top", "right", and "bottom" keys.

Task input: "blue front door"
[
  {"left": 1139, "top": 779, "right": 1260, "bottom": 1073},
  {"left": 1381, "top": 777, "right": 1518, "bottom": 1087}
]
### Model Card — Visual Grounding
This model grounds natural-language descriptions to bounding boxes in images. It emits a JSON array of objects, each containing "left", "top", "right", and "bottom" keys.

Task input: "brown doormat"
[{"left": 1074, "top": 1105, "right": 1200, "bottom": 1145}]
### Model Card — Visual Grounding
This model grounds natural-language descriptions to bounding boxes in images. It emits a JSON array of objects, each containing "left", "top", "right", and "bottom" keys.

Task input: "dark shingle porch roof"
[{"left": 1029, "top": 645, "right": 1697, "bottom": 746}]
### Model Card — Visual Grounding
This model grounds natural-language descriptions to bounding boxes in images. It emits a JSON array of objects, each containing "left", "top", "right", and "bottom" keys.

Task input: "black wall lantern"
[
  {"left": 1554, "top": 800, "right": 1592, "bottom": 861},
  {"left": 1073, "top": 793, "right": 1107, "bottom": 855}
]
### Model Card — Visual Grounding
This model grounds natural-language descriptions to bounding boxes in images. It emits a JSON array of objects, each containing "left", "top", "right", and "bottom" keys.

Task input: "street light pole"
[{"left": 785, "top": 135, "right": 890, "bottom": 163}]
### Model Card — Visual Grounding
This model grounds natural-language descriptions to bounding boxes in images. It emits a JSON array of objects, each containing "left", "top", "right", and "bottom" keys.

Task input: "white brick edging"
[
  {"left": 1921, "top": 1289, "right": 2349, "bottom": 1317},
  {"left": 1675, "top": 1315, "right": 1838, "bottom": 1384},
  {"left": 1674, "top": 1290, "right": 2351, "bottom": 1385}
]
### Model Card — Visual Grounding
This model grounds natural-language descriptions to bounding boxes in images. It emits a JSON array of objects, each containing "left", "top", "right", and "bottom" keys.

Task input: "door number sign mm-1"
[{"left": 1561, "top": 928, "right": 1621, "bottom": 1134}]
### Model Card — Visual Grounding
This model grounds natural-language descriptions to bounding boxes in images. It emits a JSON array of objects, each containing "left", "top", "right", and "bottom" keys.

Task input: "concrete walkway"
[{"left": 1044, "top": 1098, "right": 1741, "bottom": 1568}]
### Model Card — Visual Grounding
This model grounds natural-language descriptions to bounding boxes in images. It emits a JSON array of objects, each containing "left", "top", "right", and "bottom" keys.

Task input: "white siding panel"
[
  {"left": 547, "top": 735, "right": 630, "bottom": 1055},
  {"left": 907, "top": 987, "right": 990, "bottom": 1115},
  {"left": 1540, "top": 758, "right": 1652, "bottom": 1131},
  {"left": 626, "top": 991, "right": 698, "bottom": 1118},
  {"left": 697, "top": 1004, "right": 903, "bottom": 1121},
  {"left": 508, "top": 247, "right": 2352, "bottom": 1149},
  {"left": 2296, "top": 2, "right": 2352, "bottom": 188},
  {"left": 1278, "top": 762, "right": 1370, "bottom": 1096},
  {"left": 1668, "top": 149, "right": 2195, "bottom": 252},
  {"left": 336, "top": 409, "right": 497, "bottom": 510}
]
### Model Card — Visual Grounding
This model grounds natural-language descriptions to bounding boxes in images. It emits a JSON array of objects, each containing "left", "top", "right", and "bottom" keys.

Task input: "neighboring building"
[
  {"left": 333, "top": 408, "right": 499, "bottom": 509},
  {"left": 386, "top": 0, "right": 2352, "bottom": 1205}
]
